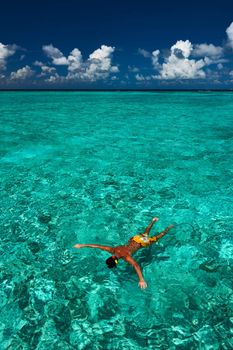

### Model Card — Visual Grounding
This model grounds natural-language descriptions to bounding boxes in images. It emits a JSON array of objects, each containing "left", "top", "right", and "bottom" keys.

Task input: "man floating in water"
[{"left": 74, "top": 217, "right": 174, "bottom": 289}]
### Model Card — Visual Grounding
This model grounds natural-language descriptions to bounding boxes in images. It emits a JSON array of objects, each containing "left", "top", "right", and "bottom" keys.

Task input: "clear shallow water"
[{"left": 0, "top": 91, "right": 232, "bottom": 349}]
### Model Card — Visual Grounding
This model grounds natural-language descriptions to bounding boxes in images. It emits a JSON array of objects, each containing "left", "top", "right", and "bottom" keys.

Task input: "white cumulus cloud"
[
  {"left": 138, "top": 40, "right": 211, "bottom": 80},
  {"left": 81, "top": 45, "right": 119, "bottom": 80},
  {"left": 42, "top": 44, "right": 69, "bottom": 65},
  {"left": 42, "top": 44, "right": 119, "bottom": 82},
  {"left": 67, "top": 48, "right": 82, "bottom": 72},
  {"left": 135, "top": 74, "right": 151, "bottom": 81},
  {"left": 172, "top": 40, "right": 193, "bottom": 58},
  {"left": 138, "top": 31, "right": 231, "bottom": 81},
  {"left": 0, "top": 43, "right": 17, "bottom": 70},
  {"left": 45, "top": 73, "right": 62, "bottom": 83},
  {"left": 135, "top": 73, "right": 145, "bottom": 81},
  {"left": 155, "top": 40, "right": 206, "bottom": 79},
  {"left": 226, "top": 22, "right": 233, "bottom": 49},
  {"left": 138, "top": 48, "right": 151, "bottom": 58},
  {"left": 192, "top": 43, "right": 223, "bottom": 58},
  {"left": 10, "top": 65, "right": 34, "bottom": 80},
  {"left": 34, "top": 60, "right": 56, "bottom": 76},
  {"left": 151, "top": 50, "right": 160, "bottom": 69},
  {"left": 89, "top": 45, "right": 114, "bottom": 61}
]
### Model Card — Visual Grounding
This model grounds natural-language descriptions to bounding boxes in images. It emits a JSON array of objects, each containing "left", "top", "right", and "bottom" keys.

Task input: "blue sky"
[{"left": 1, "top": 0, "right": 233, "bottom": 88}]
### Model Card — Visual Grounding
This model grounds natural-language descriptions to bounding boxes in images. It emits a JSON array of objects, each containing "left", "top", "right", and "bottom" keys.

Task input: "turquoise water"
[{"left": 0, "top": 91, "right": 232, "bottom": 349}]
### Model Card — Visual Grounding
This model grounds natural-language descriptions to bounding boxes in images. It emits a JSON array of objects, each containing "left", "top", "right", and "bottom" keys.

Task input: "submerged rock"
[
  {"left": 38, "top": 214, "right": 52, "bottom": 224},
  {"left": 157, "top": 187, "right": 176, "bottom": 199},
  {"left": 199, "top": 260, "right": 220, "bottom": 273},
  {"left": 28, "top": 241, "right": 41, "bottom": 254}
]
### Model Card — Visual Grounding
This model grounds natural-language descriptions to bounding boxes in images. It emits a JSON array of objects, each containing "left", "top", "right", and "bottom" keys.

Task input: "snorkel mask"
[{"left": 106, "top": 255, "right": 119, "bottom": 268}]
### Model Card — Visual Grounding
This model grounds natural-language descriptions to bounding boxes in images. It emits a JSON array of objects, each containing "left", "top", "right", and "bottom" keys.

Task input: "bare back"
[{"left": 113, "top": 238, "right": 142, "bottom": 259}]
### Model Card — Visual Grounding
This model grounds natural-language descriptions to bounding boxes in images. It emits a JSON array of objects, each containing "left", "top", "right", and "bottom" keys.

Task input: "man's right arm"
[{"left": 125, "top": 256, "right": 147, "bottom": 289}]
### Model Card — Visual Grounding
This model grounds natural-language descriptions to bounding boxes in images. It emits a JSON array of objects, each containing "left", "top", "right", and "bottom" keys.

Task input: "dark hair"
[{"left": 106, "top": 256, "right": 118, "bottom": 268}]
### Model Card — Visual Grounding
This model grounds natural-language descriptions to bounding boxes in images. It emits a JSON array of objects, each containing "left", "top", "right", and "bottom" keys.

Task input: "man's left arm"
[{"left": 73, "top": 244, "right": 115, "bottom": 254}]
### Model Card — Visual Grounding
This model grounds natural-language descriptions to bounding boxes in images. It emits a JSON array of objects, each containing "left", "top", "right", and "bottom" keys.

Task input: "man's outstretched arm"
[
  {"left": 125, "top": 256, "right": 147, "bottom": 289},
  {"left": 143, "top": 217, "right": 159, "bottom": 235},
  {"left": 73, "top": 244, "right": 114, "bottom": 254}
]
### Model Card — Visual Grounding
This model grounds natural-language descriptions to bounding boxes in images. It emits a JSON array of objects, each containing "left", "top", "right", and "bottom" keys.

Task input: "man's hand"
[
  {"left": 138, "top": 280, "right": 148, "bottom": 289},
  {"left": 73, "top": 244, "right": 82, "bottom": 249}
]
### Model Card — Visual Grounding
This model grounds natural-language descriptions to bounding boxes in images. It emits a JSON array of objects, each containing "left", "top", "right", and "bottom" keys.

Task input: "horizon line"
[{"left": 0, "top": 88, "right": 233, "bottom": 92}]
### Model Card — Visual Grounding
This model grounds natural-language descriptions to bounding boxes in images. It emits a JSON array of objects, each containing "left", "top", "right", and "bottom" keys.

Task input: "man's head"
[{"left": 106, "top": 256, "right": 119, "bottom": 268}]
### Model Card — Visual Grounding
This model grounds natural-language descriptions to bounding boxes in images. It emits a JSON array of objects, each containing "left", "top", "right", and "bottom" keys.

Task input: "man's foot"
[{"left": 152, "top": 217, "right": 159, "bottom": 222}]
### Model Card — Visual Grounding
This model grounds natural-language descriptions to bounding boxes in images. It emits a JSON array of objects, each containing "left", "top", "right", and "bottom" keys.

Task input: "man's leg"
[
  {"left": 143, "top": 217, "right": 159, "bottom": 236},
  {"left": 154, "top": 224, "right": 174, "bottom": 241}
]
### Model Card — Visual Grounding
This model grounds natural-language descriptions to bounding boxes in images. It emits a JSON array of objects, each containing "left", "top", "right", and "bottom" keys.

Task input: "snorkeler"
[{"left": 74, "top": 217, "right": 174, "bottom": 289}]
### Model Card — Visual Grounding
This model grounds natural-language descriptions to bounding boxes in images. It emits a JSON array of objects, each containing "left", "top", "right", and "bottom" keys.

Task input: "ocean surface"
[{"left": 0, "top": 91, "right": 232, "bottom": 349}]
